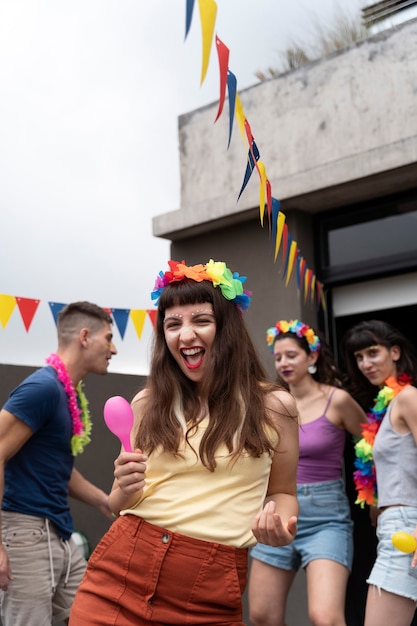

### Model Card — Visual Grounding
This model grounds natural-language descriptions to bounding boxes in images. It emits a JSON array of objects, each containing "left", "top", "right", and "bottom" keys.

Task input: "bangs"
[
  {"left": 344, "top": 327, "right": 384, "bottom": 353},
  {"left": 158, "top": 279, "right": 215, "bottom": 312}
]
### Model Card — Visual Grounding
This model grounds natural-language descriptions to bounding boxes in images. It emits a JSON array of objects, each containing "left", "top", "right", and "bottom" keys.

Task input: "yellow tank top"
[{"left": 121, "top": 418, "right": 275, "bottom": 548}]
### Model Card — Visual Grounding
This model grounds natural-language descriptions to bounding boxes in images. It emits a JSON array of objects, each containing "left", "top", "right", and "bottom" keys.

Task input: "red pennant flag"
[
  {"left": 16, "top": 297, "right": 40, "bottom": 332},
  {"left": 147, "top": 309, "right": 157, "bottom": 328},
  {"left": 214, "top": 36, "right": 229, "bottom": 122}
]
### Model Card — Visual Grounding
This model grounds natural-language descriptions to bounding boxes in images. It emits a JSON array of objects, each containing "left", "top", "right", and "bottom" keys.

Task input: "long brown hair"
[{"left": 135, "top": 279, "right": 293, "bottom": 470}]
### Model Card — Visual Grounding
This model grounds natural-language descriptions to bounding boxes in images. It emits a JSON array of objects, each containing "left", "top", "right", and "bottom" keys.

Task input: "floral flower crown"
[
  {"left": 266, "top": 319, "right": 321, "bottom": 352},
  {"left": 151, "top": 259, "right": 252, "bottom": 311}
]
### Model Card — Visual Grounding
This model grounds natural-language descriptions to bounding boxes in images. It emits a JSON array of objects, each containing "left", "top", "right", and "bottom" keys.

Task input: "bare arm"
[
  {"left": 0, "top": 409, "right": 34, "bottom": 590},
  {"left": 68, "top": 468, "right": 113, "bottom": 520},
  {"left": 392, "top": 387, "right": 417, "bottom": 567},
  {"left": 252, "top": 390, "right": 299, "bottom": 547},
  {"left": 332, "top": 388, "right": 368, "bottom": 438}
]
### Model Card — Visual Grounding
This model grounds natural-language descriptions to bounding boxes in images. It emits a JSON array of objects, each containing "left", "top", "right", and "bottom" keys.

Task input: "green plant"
[{"left": 255, "top": 5, "right": 369, "bottom": 80}]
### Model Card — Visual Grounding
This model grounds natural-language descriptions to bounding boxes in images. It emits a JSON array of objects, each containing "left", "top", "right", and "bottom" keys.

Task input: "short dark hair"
[{"left": 57, "top": 301, "right": 112, "bottom": 345}]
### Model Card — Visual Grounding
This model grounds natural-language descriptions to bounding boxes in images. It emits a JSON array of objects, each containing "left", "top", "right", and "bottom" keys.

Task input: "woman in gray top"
[{"left": 343, "top": 320, "right": 417, "bottom": 626}]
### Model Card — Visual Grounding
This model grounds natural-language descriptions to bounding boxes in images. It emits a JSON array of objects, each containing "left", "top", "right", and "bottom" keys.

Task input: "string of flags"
[
  {"left": 185, "top": 0, "right": 325, "bottom": 310},
  {"left": 0, "top": 294, "right": 156, "bottom": 340}
]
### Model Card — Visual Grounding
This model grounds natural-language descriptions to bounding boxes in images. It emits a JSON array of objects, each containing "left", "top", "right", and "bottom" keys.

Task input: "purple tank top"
[{"left": 297, "top": 390, "right": 346, "bottom": 484}]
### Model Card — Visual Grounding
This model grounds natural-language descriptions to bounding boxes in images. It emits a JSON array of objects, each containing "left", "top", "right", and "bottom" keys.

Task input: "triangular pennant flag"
[
  {"left": 0, "top": 294, "right": 16, "bottom": 329},
  {"left": 147, "top": 309, "right": 157, "bottom": 328},
  {"left": 285, "top": 242, "right": 298, "bottom": 287},
  {"left": 130, "top": 309, "right": 147, "bottom": 340},
  {"left": 214, "top": 36, "right": 229, "bottom": 122},
  {"left": 296, "top": 256, "right": 302, "bottom": 291},
  {"left": 257, "top": 160, "right": 267, "bottom": 225},
  {"left": 282, "top": 232, "right": 292, "bottom": 280},
  {"left": 310, "top": 274, "right": 316, "bottom": 304},
  {"left": 111, "top": 308, "right": 130, "bottom": 340},
  {"left": 299, "top": 257, "right": 307, "bottom": 291},
  {"left": 226, "top": 70, "right": 237, "bottom": 148},
  {"left": 16, "top": 297, "right": 40, "bottom": 332},
  {"left": 304, "top": 268, "right": 313, "bottom": 303},
  {"left": 234, "top": 93, "right": 246, "bottom": 146},
  {"left": 185, "top": 0, "right": 196, "bottom": 39},
  {"left": 280, "top": 223, "right": 289, "bottom": 270},
  {"left": 266, "top": 179, "right": 272, "bottom": 227},
  {"left": 49, "top": 302, "right": 67, "bottom": 326},
  {"left": 197, "top": 0, "right": 217, "bottom": 85},
  {"left": 237, "top": 141, "right": 260, "bottom": 200}
]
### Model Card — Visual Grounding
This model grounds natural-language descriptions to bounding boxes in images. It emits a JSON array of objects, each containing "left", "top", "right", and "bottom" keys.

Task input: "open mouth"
[{"left": 181, "top": 347, "right": 205, "bottom": 370}]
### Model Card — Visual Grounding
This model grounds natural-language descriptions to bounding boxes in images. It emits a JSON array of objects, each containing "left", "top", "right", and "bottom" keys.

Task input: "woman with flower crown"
[
  {"left": 342, "top": 319, "right": 417, "bottom": 626},
  {"left": 69, "top": 260, "right": 299, "bottom": 626},
  {"left": 249, "top": 320, "right": 366, "bottom": 626}
]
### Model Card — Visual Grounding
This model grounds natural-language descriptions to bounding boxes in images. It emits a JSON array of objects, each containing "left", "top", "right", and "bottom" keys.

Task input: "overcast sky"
[{"left": 0, "top": 0, "right": 365, "bottom": 373}]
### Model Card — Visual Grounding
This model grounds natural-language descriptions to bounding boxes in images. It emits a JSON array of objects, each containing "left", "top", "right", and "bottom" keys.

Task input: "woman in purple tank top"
[{"left": 249, "top": 320, "right": 367, "bottom": 626}]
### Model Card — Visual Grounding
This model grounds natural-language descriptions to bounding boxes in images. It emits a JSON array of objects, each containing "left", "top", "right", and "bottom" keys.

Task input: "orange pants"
[{"left": 69, "top": 515, "right": 248, "bottom": 625}]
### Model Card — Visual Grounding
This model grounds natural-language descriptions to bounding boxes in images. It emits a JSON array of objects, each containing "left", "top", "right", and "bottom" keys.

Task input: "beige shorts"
[{"left": 0, "top": 511, "right": 87, "bottom": 626}]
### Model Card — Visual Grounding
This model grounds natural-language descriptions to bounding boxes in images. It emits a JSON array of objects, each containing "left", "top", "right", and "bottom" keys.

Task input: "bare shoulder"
[
  {"left": 131, "top": 388, "right": 148, "bottom": 404},
  {"left": 131, "top": 388, "right": 149, "bottom": 418},
  {"left": 331, "top": 386, "right": 356, "bottom": 406},
  {"left": 265, "top": 388, "right": 297, "bottom": 420},
  {"left": 397, "top": 385, "right": 417, "bottom": 409}
]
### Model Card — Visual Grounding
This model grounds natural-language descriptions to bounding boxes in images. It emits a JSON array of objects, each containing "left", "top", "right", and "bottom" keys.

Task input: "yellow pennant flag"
[
  {"left": 304, "top": 268, "right": 312, "bottom": 302},
  {"left": 310, "top": 274, "right": 316, "bottom": 304},
  {"left": 257, "top": 161, "right": 267, "bottom": 226},
  {"left": 274, "top": 211, "right": 286, "bottom": 261},
  {"left": 234, "top": 94, "right": 247, "bottom": 146},
  {"left": 198, "top": 0, "right": 217, "bottom": 85},
  {"left": 285, "top": 241, "right": 298, "bottom": 287},
  {"left": 0, "top": 294, "right": 17, "bottom": 329},
  {"left": 129, "top": 309, "right": 147, "bottom": 340}
]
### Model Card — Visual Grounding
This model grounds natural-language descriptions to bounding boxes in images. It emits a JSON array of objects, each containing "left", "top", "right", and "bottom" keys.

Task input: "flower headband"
[
  {"left": 151, "top": 260, "right": 252, "bottom": 311},
  {"left": 266, "top": 319, "right": 321, "bottom": 352}
]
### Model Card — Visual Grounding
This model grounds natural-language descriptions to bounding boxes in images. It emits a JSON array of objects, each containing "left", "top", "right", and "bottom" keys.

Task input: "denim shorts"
[
  {"left": 250, "top": 479, "right": 353, "bottom": 572},
  {"left": 367, "top": 506, "right": 417, "bottom": 601}
]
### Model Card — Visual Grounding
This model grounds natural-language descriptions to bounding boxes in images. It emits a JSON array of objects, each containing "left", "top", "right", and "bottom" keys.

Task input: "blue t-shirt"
[{"left": 2, "top": 366, "right": 75, "bottom": 539}]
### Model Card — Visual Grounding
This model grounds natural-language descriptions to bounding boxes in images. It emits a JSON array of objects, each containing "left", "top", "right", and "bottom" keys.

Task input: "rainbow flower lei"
[
  {"left": 266, "top": 319, "right": 321, "bottom": 352},
  {"left": 151, "top": 259, "right": 252, "bottom": 311},
  {"left": 353, "top": 374, "right": 411, "bottom": 507},
  {"left": 46, "top": 353, "right": 92, "bottom": 456}
]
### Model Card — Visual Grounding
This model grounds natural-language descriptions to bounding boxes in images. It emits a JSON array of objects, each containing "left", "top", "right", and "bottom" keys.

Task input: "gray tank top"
[{"left": 373, "top": 397, "right": 417, "bottom": 508}]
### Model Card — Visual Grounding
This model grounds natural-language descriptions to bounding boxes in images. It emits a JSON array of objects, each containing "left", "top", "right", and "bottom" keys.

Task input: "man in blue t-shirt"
[{"left": 0, "top": 301, "right": 117, "bottom": 626}]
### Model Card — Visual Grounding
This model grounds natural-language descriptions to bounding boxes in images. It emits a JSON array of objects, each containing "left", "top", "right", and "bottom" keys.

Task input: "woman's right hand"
[{"left": 113, "top": 449, "right": 147, "bottom": 496}]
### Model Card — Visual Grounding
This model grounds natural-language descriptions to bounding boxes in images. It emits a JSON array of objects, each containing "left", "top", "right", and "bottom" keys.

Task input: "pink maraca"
[{"left": 103, "top": 396, "right": 134, "bottom": 452}]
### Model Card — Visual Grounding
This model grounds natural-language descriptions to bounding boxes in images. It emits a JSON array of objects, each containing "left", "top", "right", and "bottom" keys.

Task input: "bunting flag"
[
  {"left": 185, "top": 0, "right": 325, "bottom": 309},
  {"left": 0, "top": 295, "right": 16, "bottom": 329},
  {"left": 185, "top": 0, "right": 196, "bottom": 39},
  {"left": 0, "top": 296, "right": 158, "bottom": 340},
  {"left": 226, "top": 70, "right": 237, "bottom": 148},
  {"left": 147, "top": 309, "right": 157, "bottom": 328},
  {"left": 237, "top": 141, "right": 260, "bottom": 201},
  {"left": 197, "top": 0, "right": 217, "bottom": 85},
  {"left": 130, "top": 309, "right": 147, "bottom": 339},
  {"left": 48, "top": 302, "right": 67, "bottom": 325},
  {"left": 111, "top": 308, "right": 130, "bottom": 340},
  {"left": 16, "top": 297, "right": 40, "bottom": 332},
  {"left": 285, "top": 241, "right": 298, "bottom": 287},
  {"left": 214, "top": 36, "right": 229, "bottom": 122}
]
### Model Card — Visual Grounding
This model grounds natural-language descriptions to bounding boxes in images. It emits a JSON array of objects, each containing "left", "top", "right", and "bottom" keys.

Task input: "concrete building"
[{"left": 153, "top": 14, "right": 417, "bottom": 626}]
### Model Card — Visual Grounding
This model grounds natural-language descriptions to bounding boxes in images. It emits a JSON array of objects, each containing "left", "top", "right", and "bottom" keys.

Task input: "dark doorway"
[{"left": 334, "top": 303, "right": 417, "bottom": 626}]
